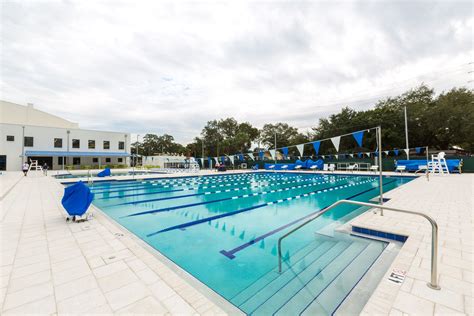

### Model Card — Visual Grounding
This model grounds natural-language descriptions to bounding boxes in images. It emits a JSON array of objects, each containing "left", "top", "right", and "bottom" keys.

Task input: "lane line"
[
  {"left": 145, "top": 179, "right": 383, "bottom": 237},
  {"left": 114, "top": 176, "right": 341, "bottom": 207},
  {"left": 93, "top": 173, "right": 316, "bottom": 194},
  {"left": 125, "top": 178, "right": 364, "bottom": 217},
  {"left": 218, "top": 179, "right": 397, "bottom": 259}
]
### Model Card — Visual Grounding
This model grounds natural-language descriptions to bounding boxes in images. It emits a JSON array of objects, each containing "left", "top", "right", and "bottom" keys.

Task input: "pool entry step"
[{"left": 230, "top": 234, "right": 387, "bottom": 315}]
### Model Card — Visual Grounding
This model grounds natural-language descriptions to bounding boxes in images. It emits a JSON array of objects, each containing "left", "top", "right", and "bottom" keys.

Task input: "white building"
[
  {"left": 0, "top": 100, "right": 131, "bottom": 171},
  {"left": 142, "top": 154, "right": 188, "bottom": 169}
]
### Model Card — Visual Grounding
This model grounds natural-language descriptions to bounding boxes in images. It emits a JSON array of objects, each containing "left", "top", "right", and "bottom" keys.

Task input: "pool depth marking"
[
  {"left": 145, "top": 179, "right": 381, "bottom": 237},
  {"left": 219, "top": 179, "right": 398, "bottom": 259}
]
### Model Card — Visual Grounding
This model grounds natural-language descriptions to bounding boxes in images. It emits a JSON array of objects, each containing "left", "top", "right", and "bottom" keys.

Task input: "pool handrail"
[{"left": 277, "top": 199, "right": 440, "bottom": 290}]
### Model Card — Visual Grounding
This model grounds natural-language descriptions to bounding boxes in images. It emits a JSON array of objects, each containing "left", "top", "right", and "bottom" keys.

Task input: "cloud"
[{"left": 1, "top": 0, "right": 472, "bottom": 143}]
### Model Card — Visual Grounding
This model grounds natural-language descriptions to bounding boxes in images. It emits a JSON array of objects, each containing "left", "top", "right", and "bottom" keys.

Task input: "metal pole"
[
  {"left": 377, "top": 126, "right": 384, "bottom": 215},
  {"left": 404, "top": 105, "right": 410, "bottom": 160},
  {"left": 66, "top": 130, "right": 70, "bottom": 168},
  {"left": 428, "top": 220, "right": 440, "bottom": 290},
  {"left": 21, "top": 126, "right": 25, "bottom": 166},
  {"left": 426, "top": 146, "right": 430, "bottom": 181},
  {"left": 136, "top": 135, "right": 139, "bottom": 167},
  {"left": 202, "top": 141, "right": 205, "bottom": 169},
  {"left": 274, "top": 131, "right": 277, "bottom": 165}
]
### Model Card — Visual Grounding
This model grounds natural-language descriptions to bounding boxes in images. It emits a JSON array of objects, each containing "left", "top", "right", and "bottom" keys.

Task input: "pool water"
[
  {"left": 90, "top": 172, "right": 412, "bottom": 315},
  {"left": 55, "top": 170, "right": 162, "bottom": 179}
]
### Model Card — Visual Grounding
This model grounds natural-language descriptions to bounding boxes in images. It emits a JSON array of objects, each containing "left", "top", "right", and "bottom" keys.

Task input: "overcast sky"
[{"left": 1, "top": 0, "right": 472, "bottom": 143}]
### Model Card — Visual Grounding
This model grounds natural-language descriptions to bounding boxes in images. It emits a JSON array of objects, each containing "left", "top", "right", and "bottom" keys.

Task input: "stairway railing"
[{"left": 277, "top": 199, "right": 440, "bottom": 290}]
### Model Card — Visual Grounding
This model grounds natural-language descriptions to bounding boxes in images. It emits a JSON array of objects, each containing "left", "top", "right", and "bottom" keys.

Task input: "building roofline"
[{"left": 0, "top": 122, "right": 130, "bottom": 135}]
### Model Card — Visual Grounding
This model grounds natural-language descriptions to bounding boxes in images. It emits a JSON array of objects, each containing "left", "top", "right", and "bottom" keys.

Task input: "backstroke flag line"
[
  {"left": 312, "top": 141, "right": 321, "bottom": 155},
  {"left": 296, "top": 144, "right": 305, "bottom": 157},
  {"left": 331, "top": 136, "right": 341, "bottom": 152},
  {"left": 352, "top": 130, "right": 365, "bottom": 147},
  {"left": 269, "top": 149, "right": 276, "bottom": 159}
]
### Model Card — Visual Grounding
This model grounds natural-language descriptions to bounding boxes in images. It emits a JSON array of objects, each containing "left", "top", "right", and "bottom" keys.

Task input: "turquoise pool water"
[
  {"left": 55, "top": 170, "right": 163, "bottom": 179},
  {"left": 89, "top": 172, "right": 412, "bottom": 315}
]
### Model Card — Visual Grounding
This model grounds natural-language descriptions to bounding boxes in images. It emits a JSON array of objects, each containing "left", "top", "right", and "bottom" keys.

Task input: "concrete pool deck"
[{"left": 0, "top": 170, "right": 472, "bottom": 315}]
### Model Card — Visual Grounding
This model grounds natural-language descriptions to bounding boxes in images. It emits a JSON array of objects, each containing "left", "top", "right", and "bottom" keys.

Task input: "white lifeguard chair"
[
  {"left": 28, "top": 159, "right": 43, "bottom": 172},
  {"left": 429, "top": 152, "right": 449, "bottom": 175},
  {"left": 188, "top": 157, "right": 200, "bottom": 173}
]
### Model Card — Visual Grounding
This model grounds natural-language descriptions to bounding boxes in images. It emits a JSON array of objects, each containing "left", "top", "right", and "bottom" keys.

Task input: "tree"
[
  {"left": 199, "top": 118, "right": 259, "bottom": 156},
  {"left": 259, "top": 123, "right": 301, "bottom": 148},
  {"left": 310, "top": 85, "right": 474, "bottom": 152},
  {"left": 134, "top": 133, "right": 186, "bottom": 156}
]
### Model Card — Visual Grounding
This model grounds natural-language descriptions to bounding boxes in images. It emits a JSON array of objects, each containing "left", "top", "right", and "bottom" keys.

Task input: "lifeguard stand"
[{"left": 429, "top": 152, "right": 449, "bottom": 175}]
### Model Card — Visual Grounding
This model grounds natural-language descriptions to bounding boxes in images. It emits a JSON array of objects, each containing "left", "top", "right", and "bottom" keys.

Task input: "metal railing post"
[
  {"left": 277, "top": 200, "right": 440, "bottom": 290},
  {"left": 377, "top": 126, "right": 384, "bottom": 215}
]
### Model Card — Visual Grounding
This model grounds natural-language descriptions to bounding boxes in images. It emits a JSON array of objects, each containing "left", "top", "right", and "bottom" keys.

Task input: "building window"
[
  {"left": 6, "top": 135, "right": 14, "bottom": 141},
  {"left": 73, "top": 157, "right": 81, "bottom": 165},
  {"left": 24, "top": 137, "right": 34, "bottom": 147},
  {"left": 105, "top": 158, "right": 111, "bottom": 163},
  {"left": 92, "top": 158, "right": 98, "bottom": 163},
  {"left": 118, "top": 158, "right": 123, "bottom": 163},
  {"left": 72, "top": 139, "right": 80, "bottom": 149},
  {"left": 103, "top": 141, "right": 110, "bottom": 150},
  {"left": 118, "top": 141, "right": 125, "bottom": 150},
  {"left": 88, "top": 140, "right": 95, "bottom": 149},
  {"left": 58, "top": 157, "right": 63, "bottom": 165},
  {"left": 54, "top": 138, "right": 63, "bottom": 148}
]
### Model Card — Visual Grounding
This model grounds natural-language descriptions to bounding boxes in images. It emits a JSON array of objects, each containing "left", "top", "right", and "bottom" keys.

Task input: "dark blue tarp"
[
  {"left": 307, "top": 159, "right": 324, "bottom": 169},
  {"left": 61, "top": 181, "right": 94, "bottom": 216},
  {"left": 97, "top": 168, "right": 111, "bottom": 177},
  {"left": 295, "top": 159, "right": 305, "bottom": 167},
  {"left": 396, "top": 159, "right": 461, "bottom": 172},
  {"left": 305, "top": 159, "right": 314, "bottom": 168},
  {"left": 264, "top": 163, "right": 295, "bottom": 170}
]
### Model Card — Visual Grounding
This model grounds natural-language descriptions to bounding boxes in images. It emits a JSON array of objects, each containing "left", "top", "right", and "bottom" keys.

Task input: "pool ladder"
[{"left": 277, "top": 200, "right": 440, "bottom": 290}]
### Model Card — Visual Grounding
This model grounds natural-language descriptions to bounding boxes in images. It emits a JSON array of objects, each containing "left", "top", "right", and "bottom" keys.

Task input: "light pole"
[
  {"left": 201, "top": 140, "right": 205, "bottom": 169},
  {"left": 404, "top": 105, "right": 410, "bottom": 160},
  {"left": 136, "top": 134, "right": 140, "bottom": 167},
  {"left": 21, "top": 126, "right": 25, "bottom": 166},
  {"left": 274, "top": 131, "right": 277, "bottom": 165},
  {"left": 66, "top": 130, "right": 70, "bottom": 169},
  {"left": 124, "top": 134, "right": 128, "bottom": 167}
]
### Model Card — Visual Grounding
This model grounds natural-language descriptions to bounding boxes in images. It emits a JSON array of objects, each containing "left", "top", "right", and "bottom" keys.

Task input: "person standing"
[
  {"left": 22, "top": 162, "right": 29, "bottom": 176},
  {"left": 42, "top": 163, "right": 49, "bottom": 176}
]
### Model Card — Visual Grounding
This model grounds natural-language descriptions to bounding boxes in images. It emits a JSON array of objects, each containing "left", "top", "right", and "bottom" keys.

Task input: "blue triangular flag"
[
  {"left": 352, "top": 131, "right": 365, "bottom": 147},
  {"left": 394, "top": 149, "right": 399, "bottom": 156},
  {"left": 312, "top": 141, "right": 321, "bottom": 155},
  {"left": 282, "top": 147, "right": 289, "bottom": 158}
]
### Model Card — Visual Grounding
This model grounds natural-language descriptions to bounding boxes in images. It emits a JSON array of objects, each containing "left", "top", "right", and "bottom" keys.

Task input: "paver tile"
[{"left": 104, "top": 280, "right": 150, "bottom": 311}]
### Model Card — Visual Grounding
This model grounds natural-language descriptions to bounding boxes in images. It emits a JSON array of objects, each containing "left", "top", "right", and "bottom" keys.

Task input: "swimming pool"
[{"left": 89, "top": 172, "right": 412, "bottom": 315}]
